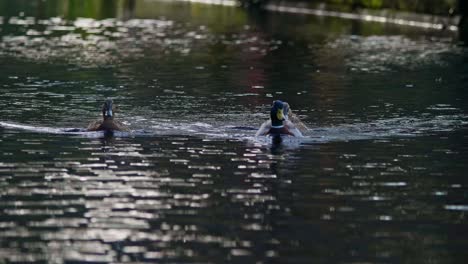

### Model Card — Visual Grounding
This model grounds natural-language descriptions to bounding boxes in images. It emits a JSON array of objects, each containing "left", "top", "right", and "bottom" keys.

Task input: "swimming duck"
[
  {"left": 255, "top": 100, "right": 303, "bottom": 137},
  {"left": 87, "top": 99, "right": 130, "bottom": 132}
]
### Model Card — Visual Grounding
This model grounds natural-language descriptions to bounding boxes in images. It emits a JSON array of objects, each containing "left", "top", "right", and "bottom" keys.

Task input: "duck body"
[
  {"left": 255, "top": 100, "right": 303, "bottom": 138},
  {"left": 87, "top": 99, "right": 129, "bottom": 132},
  {"left": 87, "top": 119, "right": 129, "bottom": 132},
  {"left": 256, "top": 120, "right": 303, "bottom": 137}
]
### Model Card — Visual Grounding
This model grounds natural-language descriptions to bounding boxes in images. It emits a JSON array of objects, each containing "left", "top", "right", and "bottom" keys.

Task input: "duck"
[
  {"left": 87, "top": 99, "right": 130, "bottom": 132},
  {"left": 255, "top": 100, "right": 303, "bottom": 137}
]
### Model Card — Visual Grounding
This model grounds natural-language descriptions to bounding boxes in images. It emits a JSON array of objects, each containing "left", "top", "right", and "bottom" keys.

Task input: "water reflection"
[{"left": 1, "top": 125, "right": 468, "bottom": 262}]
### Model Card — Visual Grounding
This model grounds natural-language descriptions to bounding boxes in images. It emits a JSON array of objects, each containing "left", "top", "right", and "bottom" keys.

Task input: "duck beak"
[
  {"left": 105, "top": 109, "right": 113, "bottom": 118},
  {"left": 103, "top": 99, "right": 114, "bottom": 118},
  {"left": 276, "top": 109, "right": 284, "bottom": 121}
]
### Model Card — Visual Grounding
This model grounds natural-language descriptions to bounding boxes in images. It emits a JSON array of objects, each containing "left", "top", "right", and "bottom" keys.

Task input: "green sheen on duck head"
[
  {"left": 102, "top": 99, "right": 114, "bottom": 120},
  {"left": 270, "top": 100, "right": 285, "bottom": 127}
]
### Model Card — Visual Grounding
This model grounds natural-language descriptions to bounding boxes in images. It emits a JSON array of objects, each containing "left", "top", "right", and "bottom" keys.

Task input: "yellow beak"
[{"left": 276, "top": 109, "right": 284, "bottom": 121}]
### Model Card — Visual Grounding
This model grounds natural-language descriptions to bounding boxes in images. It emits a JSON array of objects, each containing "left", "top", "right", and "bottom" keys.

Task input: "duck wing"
[
  {"left": 114, "top": 120, "right": 130, "bottom": 132},
  {"left": 285, "top": 121, "right": 303, "bottom": 137},
  {"left": 255, "top": 120, "right": 271, "bottom": 137},
  {"left": 87, "top": 120, "right": 102, "bottom": 131},
  {"left": 290, "top": 114, "right": 309, "bottom": 133}
]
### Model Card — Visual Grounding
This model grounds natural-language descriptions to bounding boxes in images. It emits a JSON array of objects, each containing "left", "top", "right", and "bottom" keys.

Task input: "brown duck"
[{"left": 87, "top": 99, "right": 129, "bottom": 132}]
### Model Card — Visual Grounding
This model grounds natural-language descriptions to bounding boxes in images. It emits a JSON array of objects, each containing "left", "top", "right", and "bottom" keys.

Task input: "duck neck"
[
  {"left": 271, "top": 118, "right": 283, "bottom": 128},
  {"left": 103, "top": 115, "right": 114, "bottom": 121}
]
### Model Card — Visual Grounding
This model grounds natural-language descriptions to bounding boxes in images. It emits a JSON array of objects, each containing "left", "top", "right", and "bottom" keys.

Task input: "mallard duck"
[
  {"left": 255, "top": 100, "right": 303, "bottom": 137},
  {"left": 87, "top": 99, "right": 129, "bottom": 132}
]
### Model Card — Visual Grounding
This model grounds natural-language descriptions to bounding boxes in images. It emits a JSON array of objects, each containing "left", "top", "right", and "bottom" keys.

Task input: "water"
[{"left": 1, "top": 0, "right": 468, "bottom": 263}]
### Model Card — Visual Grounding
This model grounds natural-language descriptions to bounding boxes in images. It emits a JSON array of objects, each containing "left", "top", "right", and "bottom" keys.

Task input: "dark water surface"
[{"left": 1, "top": 0, "right": 468, "bottom": 263}]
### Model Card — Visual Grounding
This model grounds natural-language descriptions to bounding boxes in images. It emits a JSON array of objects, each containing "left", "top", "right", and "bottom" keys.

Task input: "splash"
[
  {"left": 0, "top": 121, "right": 119, "bottom": 138},
  {"left": 305, "top": 115, "right": 468, "bottom": 143},
  {"left": 1, "top": 114, "right": 466, "bottom": 143}
]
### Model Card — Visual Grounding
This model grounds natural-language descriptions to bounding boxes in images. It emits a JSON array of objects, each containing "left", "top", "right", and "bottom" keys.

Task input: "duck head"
[
  {"left": 102, "top": 99, "right": 114, "bottom": 120},
  {"left": 270, "top": 100, "right": 286, "bottom": 127}
]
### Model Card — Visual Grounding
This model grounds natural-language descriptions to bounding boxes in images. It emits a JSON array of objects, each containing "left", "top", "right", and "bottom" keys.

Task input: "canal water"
[{"left": 0, "top": 0, "right": 467, "bottom": 263}]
